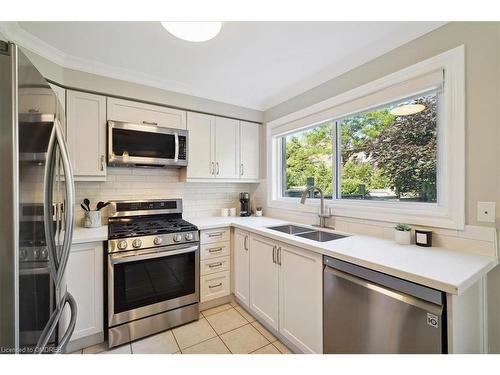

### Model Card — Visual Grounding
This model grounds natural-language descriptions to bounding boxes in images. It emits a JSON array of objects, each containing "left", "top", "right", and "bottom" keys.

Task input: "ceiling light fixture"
[
  {"left": 389, "top": 104, "right": 426, "bottom": 116},
  {"left": 161, "top": 21, "right": 222, "bottom": 42}
]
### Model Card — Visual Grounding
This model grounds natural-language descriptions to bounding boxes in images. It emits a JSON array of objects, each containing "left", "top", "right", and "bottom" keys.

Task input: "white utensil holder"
[{"left": 83, "top": 211, "right": 101, "bottom": 228}]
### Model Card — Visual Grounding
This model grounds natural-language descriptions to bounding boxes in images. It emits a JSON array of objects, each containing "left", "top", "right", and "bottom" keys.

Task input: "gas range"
[
  {"left": 106, "top": 198, "right": 200, "bottom": 348},
  {"left": 107, "top": 199, "right": 199, "bottom": 252}
]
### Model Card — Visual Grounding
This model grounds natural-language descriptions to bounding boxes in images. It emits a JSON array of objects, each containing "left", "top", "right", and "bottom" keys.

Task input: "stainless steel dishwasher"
[{"left": 323, "top": 256, "right": 446, "bottom": 354}]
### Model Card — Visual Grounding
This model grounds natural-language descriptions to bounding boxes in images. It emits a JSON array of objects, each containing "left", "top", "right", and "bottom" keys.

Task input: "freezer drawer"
[{"left": 323, "top": 257, "right": 445, "bottom": 354}]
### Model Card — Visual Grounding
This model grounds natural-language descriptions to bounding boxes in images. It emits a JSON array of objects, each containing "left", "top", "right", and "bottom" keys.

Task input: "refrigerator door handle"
[
  {"left": 39, "top": 118, "right": 76, "bottom": 354},
  {"left": 43, "top": 122, "right": 58, "bottom": 279},
  {"left": 53, "top": 118, "right": 75, "bottom": 288},
  {"left": 35, "top": 291, "right": 77, "bottom": 354},
  {"left": 56, "top": 292, "right": 77, "bottom": 353}
]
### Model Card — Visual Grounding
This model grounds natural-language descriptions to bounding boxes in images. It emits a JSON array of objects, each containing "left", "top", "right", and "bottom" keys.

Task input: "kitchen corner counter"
[
  {"left": 71, "top": 225, "right": 108, "bottom": 244},
  {"left": 188, "top": 216, "right": 498, "bottom": 295}
]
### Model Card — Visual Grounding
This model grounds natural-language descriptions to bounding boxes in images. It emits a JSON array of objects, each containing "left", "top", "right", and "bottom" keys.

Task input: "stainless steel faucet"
[{"left": 300, "top": 186, "right": 332, "bottom": 228}]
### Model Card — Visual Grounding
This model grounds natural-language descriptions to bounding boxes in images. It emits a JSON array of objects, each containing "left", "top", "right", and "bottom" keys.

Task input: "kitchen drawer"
[
  {"left": 200, "top": 228, "right": 230, "bottom": 244},
  {"left": 107, "top": 97, "right": 187, "bottom": 130},
  {"left": 201, "top": 256, "right": 230, "bottom": 276},
  {"left": 200, "top": 241, "right": 230, "bottom": 260},
  {"left": 200, "top": 271, "right": 230, "bottom": 302}
]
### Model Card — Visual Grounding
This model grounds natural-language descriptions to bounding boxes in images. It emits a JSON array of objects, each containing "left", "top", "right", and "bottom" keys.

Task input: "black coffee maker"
[{"left": 239, "top": 192, "right": 251, "bottom": 217}]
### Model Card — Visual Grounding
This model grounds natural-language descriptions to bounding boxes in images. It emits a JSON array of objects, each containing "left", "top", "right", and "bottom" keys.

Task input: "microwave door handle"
[{"left": 174, "top": 132, "right": 179, "bottom": 163}]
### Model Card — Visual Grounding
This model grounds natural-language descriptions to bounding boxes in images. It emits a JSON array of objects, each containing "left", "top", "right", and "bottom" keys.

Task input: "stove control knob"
[
  {"left": 117, "top": 240, "right": 128, "bottom": 250},
  {"left": 153, "top": 237, "right": 163, "bottom": 246},
  {"left": 185, "top": 232, "right": 194, "bottom": 241},
  {"left": 173, "top": 234, "right": 182, "bottom": 243},
  {"left": 33, "top": 249, "right": 40, "bottom": 259},
  {"left": 132, "top": 239, "right": 142, "bottom": 248},
  {"left": 40, "top": 248, "right": 49, "bottom": 260},
  {"left": 19, "top": 249, "right": 27, "bottom": 260}
]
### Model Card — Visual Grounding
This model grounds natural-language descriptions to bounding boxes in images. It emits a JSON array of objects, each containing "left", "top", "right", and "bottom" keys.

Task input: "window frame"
[{"left": 266, "top": 46, "right": 464, "bottom": 229}]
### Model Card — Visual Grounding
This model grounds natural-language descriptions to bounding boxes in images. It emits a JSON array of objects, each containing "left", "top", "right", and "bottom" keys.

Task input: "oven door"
[
  {"left": 108, "top": 121, "right": 188, "bottom": 167},
  {"left": 108, "top": 243, "right": 199, "bottom": 327}
]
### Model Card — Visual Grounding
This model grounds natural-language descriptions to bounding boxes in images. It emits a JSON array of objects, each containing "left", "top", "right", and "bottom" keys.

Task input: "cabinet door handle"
[
  {"left": 240, "top": 163, "right": 244, "bottom": 176},
  {"left": 277, "top": 247, "right": 282, "bottom": 266},
  {"left": 100, "top": 155, "right": 105, "bottom": 171},
  {"left": 211, "top": 162, "right": 215, "bottom": 175},
  {"left": 142, "top": 121, "right": 158, "bottom": 126},
  {"left": 272, "top": 245, "right": 276, "bottom": 264},
  {"left": 216, "top": 162, "right": 220, "bottom": 175},
  {"left": 208, "top": 282, "right": 223, "bottom": 289},
  {"left": 208, "top": 262, "right": 223, "bottom": 268},
  {"left": 244, "top": 235, "right": 248, "bottom": 251},
  {"left": 208, "top": 247, "right": 223, "bottom": 253},
  {"left": 208, "top": 232, "right": 223, "bottom": 238}
]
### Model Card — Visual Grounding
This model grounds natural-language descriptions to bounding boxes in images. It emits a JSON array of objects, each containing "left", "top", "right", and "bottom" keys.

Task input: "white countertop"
[
  {"left": 70, "top": 225, "right": 108, "bottom": 244},
  {"left": 188, "top": 216, "right": 498, "bottom": 295},
  {"left": 69, "top": 216, "right": 497, "bottom": 295}
]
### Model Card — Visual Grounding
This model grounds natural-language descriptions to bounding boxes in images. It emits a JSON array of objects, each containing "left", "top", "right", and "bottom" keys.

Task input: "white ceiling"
[{"left": 4, "top": 22, "right": 445, "bottom": 110}]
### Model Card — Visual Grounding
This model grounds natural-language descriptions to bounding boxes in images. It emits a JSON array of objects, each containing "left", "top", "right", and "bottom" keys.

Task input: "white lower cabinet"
[
  {"left": 278, "top": 244, "right": 323, "bottom": 353},
  {"left": 234, "top": 229, "right": 250, "bottom": 307},
  {"left": 199, "top": 227, "right": 231, "bottom": 303},
  {"left": 65, "top": 242, "right": 103, "bottom": 343},
  {"left": 249, "top": 235, "right": 280, "bottom": 330},
  {"left": 248, "top": 234, "right": 323, "bottom": 353},
  {"left": 201, "top": 271, "right": 231, "bottom": 302}
]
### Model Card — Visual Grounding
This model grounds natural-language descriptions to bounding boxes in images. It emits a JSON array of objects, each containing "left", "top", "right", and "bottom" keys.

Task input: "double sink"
[{"left": 267, "top": 224, "right": 347, "bottom": 242}]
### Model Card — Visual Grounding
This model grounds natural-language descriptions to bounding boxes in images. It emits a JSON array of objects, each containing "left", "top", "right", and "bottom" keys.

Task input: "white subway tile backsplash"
[{"left": 74, "top": 167, "right": 259, "bottom": 224}]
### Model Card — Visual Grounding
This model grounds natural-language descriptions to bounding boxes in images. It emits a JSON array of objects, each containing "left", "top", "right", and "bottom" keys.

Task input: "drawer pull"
[
  {"left": 208, "top": 247, "right": 223, "bottom": 253},
  {"left": 208, "top": 232, "right": 223, "bottom": 238},
  {"left": 142, "top": 121, "right": 158, "bottom": 126},
  {"left": 208, "top": 282, "right": 223, "bottom": 289},
  {"left": 208, "top": 262, "right": 223, "bottom": 268}
]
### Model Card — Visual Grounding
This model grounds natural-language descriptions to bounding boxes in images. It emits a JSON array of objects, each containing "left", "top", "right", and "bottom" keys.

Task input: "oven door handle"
[{"left": 110, "top": 245, "right": 198, "bottom": 265}]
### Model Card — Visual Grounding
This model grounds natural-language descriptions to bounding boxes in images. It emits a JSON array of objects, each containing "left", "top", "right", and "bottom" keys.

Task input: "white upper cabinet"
[
  {"left": 184, "top": 112, "right": 260, "bottom": 182},
  {"left": 66, "top": 90, "right": 107, "bottom": 180},
  {"left": 234, "top": 229, "right": 250, "bottom": 307},
  {"left": 239, "top": 121, "right": 260, "bottom": 180},
  {"left": 107, "top": 97, "right": 186, "bottom": 129},
  {"left": 215, "top": 117, "right": 240, "bottom": 179},
  {"left": 186, "top": 112, "right": 215, "bottom": 179}
]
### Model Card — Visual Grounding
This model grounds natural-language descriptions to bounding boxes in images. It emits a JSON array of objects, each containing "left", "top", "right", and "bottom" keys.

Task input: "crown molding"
[{"left": 0, "top": 21, "right": 264, "bottom": 111}]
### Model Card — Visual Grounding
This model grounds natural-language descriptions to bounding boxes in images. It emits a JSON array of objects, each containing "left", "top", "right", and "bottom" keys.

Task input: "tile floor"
[{"left": 70, "top": 302, "right": 292, "bottom": 354}]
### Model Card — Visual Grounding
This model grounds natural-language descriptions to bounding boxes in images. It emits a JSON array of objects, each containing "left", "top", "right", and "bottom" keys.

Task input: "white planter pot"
[{"left": 394, "top": 230, "right": 411, "bottom": 245}]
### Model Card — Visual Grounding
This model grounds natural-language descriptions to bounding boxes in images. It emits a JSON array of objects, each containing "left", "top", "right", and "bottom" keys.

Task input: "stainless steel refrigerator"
[{"left": 0, "top": 41, "right": 77, "bottom": 354}]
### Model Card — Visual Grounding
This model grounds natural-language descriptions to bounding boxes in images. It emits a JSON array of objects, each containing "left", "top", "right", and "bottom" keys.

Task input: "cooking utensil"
[
  {"left": 80, "top": 203, "right": 89, "bottom": 212},
  {"left": 83, "top": 198, "right": 91, "bottom": 211},
  {"left": 96, "top": 201, "right": 110, "bottom": 211}
]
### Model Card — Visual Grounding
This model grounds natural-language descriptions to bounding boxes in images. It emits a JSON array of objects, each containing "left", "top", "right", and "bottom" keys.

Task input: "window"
[
  {"left": 268, "top": 46, "right": 464, "bottom": 229},
  {"left": 337, "top": 90, "right": 439, "bottom": 203},
  {"left": 279, "top": 90, "right": 439, "bottom": 203},
  {"left": 281, "top": 121, "right": 333, "bottom": 199}
]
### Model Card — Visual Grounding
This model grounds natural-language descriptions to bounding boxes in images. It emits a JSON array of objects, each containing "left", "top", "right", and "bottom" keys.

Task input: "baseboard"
[{"left": 65, "top": 332, "right": 104, "bottom": 353}]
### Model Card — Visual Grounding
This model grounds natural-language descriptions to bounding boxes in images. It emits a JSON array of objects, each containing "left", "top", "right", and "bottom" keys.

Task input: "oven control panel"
[{"left": 108, "top": 230, "right": 200, "bottom": 253}]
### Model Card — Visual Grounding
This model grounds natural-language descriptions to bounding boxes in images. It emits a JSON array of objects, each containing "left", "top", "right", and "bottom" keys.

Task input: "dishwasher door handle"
[{"left": 324, "top": 266, "right": 443, "bottom": 315}]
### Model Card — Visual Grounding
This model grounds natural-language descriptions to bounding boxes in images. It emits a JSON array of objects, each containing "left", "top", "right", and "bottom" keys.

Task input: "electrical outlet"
[{"left": 477, "top": 201, "right": 496, "bottom": 223}]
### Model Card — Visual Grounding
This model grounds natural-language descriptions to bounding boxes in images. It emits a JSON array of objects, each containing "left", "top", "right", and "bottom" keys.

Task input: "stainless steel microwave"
[{"left": 108, "top": 120, "right": 188, "bottom": 167}]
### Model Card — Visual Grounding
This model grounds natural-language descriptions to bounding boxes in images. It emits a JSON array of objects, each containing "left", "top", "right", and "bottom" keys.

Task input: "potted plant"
[{"left": 394, "top": 223, "right": 411, "bottom": 245}]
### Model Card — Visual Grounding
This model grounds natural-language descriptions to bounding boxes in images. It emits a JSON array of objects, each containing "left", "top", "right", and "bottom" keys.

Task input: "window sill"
[{"left": 268, "top": 198, "right": 463, "bottom": 230}]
